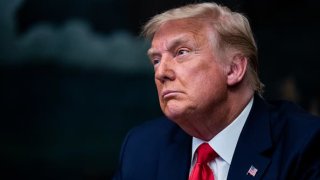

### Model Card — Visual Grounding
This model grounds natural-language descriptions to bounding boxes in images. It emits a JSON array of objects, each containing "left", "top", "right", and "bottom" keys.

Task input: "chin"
[
  {"left": 163, "top": 106, "right": 188, "bottom": 124},
  {"left": 161, "top": 100, "right": 193, "bottom": 121}
]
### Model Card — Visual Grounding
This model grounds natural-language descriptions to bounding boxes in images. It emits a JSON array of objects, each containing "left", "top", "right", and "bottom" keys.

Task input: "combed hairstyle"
[{"left": 142, "top": 2, "right": 264, "bottom": 95}]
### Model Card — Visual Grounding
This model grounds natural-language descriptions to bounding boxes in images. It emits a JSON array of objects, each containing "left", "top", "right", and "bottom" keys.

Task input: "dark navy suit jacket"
[{"left": 113, "top": 96, "right": 320, "bottom": 179}]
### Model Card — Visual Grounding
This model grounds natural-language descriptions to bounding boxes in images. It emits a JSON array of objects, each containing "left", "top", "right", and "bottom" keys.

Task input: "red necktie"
[{"left": 189, "top": 143, "right": 217, "bottom": 180}]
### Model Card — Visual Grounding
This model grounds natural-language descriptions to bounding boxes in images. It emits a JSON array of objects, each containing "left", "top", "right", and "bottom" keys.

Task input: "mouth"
[{"left": 161, "top": 90, "right": 182, "bottom": 99}]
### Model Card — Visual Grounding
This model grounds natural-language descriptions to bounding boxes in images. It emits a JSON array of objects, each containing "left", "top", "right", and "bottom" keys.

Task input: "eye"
[
  {"left": 152, "top": 58, "right": 160, "bottom": 65},
  {"left": 176, "top": 49, "right": 190, "bottom": 56}
]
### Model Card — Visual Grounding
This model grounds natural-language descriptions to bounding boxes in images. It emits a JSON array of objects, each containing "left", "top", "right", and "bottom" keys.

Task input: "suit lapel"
[
  {"left": 228, "top": 96, "right": 273, "bottom": 179},
  {"left": 157, "top": 125, "right": 192, "bottom": 180}
]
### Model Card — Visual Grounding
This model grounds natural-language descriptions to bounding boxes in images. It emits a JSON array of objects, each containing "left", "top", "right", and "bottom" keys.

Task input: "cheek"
[
  {"left": 191, "top": 75, "right": 214, "bottom": 96},
  {"left": 190, "top": 68, "right": 227, "bottom": 96},
  {"left": 155, "top": 80, "right": 164, "bottom": 103},
  {"left": 155, "top": 81, "right": 161, "bottom": 93}
]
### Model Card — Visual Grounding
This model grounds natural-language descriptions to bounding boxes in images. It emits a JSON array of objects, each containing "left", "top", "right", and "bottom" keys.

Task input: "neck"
[{"left": 184, "top": 89, "right": 254, "bottom": 141}]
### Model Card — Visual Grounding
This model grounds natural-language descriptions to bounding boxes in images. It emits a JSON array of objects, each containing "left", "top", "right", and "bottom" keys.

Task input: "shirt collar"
[{"left": 191, "top": 97, "right": 254, "bottom": 164}]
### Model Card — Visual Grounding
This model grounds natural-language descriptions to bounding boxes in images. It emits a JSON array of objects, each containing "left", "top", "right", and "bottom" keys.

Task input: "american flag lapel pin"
[{"left": 247, "top": 165, "right": 258, "bottom": 177}]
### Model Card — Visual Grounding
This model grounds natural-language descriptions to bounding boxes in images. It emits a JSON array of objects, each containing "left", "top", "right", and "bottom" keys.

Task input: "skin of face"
[{"left": 148, "top": 19, "right": 234, "bottom": 138}]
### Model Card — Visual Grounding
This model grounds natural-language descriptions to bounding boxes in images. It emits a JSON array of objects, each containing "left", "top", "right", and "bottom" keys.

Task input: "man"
[{"left": 113, "top": 2, "right": 320, "bottom": 180}]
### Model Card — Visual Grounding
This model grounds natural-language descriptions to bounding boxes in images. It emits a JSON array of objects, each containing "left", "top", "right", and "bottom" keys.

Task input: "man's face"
[{"left": 148, "top": 19, "right": 229, "bottom": 125}]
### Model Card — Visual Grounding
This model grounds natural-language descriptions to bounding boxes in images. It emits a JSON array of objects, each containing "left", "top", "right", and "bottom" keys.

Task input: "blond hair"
[{"left": 142, "top": 2, "right": 264, "bottom": 95}]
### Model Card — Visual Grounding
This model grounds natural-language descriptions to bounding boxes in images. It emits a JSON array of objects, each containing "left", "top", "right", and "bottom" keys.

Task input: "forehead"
[{"left": 151, "top": 19, "right": 211, "bottom": 47}]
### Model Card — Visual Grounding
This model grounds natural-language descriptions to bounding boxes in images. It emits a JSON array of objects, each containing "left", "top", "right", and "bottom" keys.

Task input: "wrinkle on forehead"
[
  {"left": 150, "top": 18, "right": 213, "bottom": 52},
  {"left": 155, "top": 18, "right": 207, "bottom": 38},
  {"left": 150, "top": 33, "right": 193, "bottom": 51}
]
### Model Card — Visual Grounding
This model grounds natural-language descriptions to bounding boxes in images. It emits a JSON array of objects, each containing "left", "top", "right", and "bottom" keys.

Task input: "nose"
[{"left": 155, "top": 56, "right": 176, "bottom": 83}]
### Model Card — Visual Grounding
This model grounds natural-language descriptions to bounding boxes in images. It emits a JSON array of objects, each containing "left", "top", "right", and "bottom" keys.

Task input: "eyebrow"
[
  {"left": 147, "top": 48, "right": 159, "bottom": 59},
  {"left": 147, "top": 34, "right": 193, "bottom": 58}
]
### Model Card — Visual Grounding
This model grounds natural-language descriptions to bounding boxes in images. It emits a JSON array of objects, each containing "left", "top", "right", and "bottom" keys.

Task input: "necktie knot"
[
  {"left": 196, "top": 143, "right": 217, "bottom": 164},
  {"left": 189, "top": 143, "right": 217, "bottom": 180}
]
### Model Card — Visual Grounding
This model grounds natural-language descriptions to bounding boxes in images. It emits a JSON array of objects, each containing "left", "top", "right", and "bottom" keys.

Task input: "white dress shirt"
[{"left": 190, "top": 97, "right": 253, "bottom": 180}]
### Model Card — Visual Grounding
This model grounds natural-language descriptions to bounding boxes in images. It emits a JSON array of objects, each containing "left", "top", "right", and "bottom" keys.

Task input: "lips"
[{"left": 161, "top": 90, "right": 181, "bottom": 99}]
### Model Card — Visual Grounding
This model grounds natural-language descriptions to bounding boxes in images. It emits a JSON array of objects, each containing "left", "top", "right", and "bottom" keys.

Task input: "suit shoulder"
[
  {"left": 268, "top": 100, "right": 320, "bottom": 145},
  {"left": 124, "top": 117, "right": 180, "bottom": 145},
  {"left": 130, "top": 117, "right": 177, "bottom": 135},
  {"left": 269, "top": 100, "right": 320, "bottom": 128}
]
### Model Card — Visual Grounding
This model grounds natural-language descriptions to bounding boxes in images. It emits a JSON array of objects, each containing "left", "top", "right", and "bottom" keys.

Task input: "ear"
[{"left": 226, "top": 54, "right": 248, "bottom": 86}]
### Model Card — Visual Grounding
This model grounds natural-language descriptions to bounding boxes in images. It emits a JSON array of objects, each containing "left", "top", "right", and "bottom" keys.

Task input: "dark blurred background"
[{"left": 1, "top": 0, "right": 319, "bottom": 179}]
